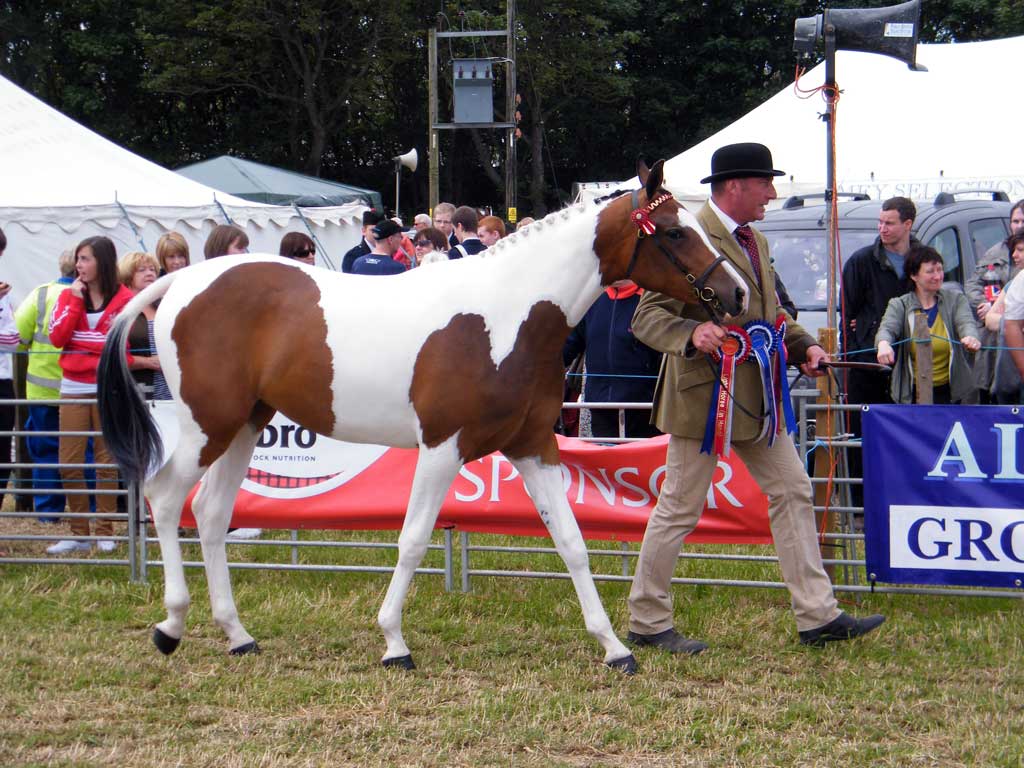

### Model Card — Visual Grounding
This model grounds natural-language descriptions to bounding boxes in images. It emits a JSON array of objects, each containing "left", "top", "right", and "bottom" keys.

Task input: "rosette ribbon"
[
  {"left": 744, "top": 321, "right": 778, "bottom": 445},
  {"left": 773, "top": 314, "right": 798, "bottom": 444},
  {"left": 630, "top": 192, "right": 672, "bottom": 237},
  {"left": 700, "top": 326, "right": 751, "bottom": 457}
]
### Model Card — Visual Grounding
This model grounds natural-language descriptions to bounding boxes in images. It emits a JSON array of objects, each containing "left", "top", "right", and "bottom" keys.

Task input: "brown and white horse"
[{"left": 98, "top": 160, "right": 746, "bottom": 674}]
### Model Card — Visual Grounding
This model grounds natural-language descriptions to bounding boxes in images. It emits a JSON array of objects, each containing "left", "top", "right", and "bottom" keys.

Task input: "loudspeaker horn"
[
  {"left": 395, "top": 148, "right": 418, "bottom": 172},
  {"left": 794, "top": 0, "right": 925, "bottom": 71}
]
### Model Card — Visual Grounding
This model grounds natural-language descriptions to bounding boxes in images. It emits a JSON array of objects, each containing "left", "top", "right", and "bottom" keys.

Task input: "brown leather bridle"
[{"left": 625, "top": 188, "right": 729, "bottom": 319}]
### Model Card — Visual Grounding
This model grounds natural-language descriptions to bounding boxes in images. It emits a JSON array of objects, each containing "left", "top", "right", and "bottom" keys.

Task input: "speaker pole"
[
  {"left": 824, "top": 15, "right": 838, "bottom": 331},
  {"left": 815, "top": 16, "right": 841, "bottom": 573},
  {"left": 391, "top": 157, "right": 399, "bottom": 221}
]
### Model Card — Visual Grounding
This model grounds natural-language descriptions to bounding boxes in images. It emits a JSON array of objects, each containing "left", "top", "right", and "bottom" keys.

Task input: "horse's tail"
[{"left": 98, "top": 271, "right": 179, "bottom": 486}]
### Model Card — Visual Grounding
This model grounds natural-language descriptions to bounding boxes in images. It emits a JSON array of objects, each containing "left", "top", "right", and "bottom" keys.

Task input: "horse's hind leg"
[
  {"left": 191, "top": 423, "right": 263, "bottom": 654},
  {"left": 377, "top": 436, "right": 461, "bottom": 669},
  {"left": 147, "top": 427, "right": 208, "bottom": 655},
  {"left": 509, "top": 455, "right": 636, "bottom": 673}
]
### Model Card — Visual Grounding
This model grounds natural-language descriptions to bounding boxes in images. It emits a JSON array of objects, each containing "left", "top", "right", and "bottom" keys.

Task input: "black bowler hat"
[{"left": 700, "top": 142, "right": 785, "bottom": 184}]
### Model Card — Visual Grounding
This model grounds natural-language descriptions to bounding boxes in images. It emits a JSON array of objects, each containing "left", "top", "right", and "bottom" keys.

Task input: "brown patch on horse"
[
  {"left": 172, "top": 263, "right": 335, "bottom": 468},
  {"left": 593, "top": 194, "right": 640, "bottom": 286},
  {"left": 410, "top": 301, "right": 568, "bottom": 465}
]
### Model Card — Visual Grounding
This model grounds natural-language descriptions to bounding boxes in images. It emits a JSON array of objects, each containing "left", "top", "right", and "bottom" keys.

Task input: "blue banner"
[{"left": 863, "top": 405, "right": 1024, "bottom": 589}]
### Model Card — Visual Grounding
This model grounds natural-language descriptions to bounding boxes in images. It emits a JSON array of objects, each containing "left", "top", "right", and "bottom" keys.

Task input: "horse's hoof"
[
  {"left": 229, "top": 641, "right": 261, "bottom": 656},
  {"left": 607, "top": 653, "right": 638, "bottom": 675},
  {"left": 152, "top": 627, "right": 180, "bottom": 656},
  {"left": 382, "top": 654, "right": 416, "bottom": 670}
]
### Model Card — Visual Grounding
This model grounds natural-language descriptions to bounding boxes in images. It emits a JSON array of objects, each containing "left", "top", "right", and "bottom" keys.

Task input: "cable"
[{"left": 518, "top": 52, "right": 561, "bottom": 205}]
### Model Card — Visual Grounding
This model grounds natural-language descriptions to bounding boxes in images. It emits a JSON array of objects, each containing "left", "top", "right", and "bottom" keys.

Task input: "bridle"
[{"left": 626, "top": 188, "right": 729, "bottom": 320}]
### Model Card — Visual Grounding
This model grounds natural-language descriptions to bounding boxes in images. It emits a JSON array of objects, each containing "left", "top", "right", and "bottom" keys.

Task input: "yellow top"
[{"left": 911, "top": 310, "right": 950, "bottom": 386}]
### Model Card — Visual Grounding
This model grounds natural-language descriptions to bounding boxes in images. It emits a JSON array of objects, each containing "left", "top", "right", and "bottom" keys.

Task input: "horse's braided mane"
[
  {"left": 472, "top": 199, "right": 601, "bottom": 260},
  {"left": 592, "top": 188, "right": 632, "bottom": 204}
]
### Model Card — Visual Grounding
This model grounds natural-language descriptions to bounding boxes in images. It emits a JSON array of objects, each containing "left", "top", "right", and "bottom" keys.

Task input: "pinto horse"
[{"left": 98, "top": 160, "right": 746, "bottom": 674}]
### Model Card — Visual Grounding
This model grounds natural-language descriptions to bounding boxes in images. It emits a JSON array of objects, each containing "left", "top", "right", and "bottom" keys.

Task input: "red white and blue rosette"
[
  {"left": 744, "top": 320, "right": 778, "bottom": 445},
  {"left": 700, "top": 326, "right": 751, "bottom": 457},
  {"left": 773, "top": 314, "right": 798, "bottom": 444}
]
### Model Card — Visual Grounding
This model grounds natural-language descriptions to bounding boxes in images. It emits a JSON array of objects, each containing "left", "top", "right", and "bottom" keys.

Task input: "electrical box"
[{"left": 453, "top": 59, "right": 494, "bottom": 123}]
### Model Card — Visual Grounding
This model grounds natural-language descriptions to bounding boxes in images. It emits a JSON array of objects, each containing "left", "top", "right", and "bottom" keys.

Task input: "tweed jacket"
[{"left": 632, "top": 202, "right": 817, "bottom": 440}]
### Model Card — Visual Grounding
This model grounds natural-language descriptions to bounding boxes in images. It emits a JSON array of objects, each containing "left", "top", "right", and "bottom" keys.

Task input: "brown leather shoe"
[{"left": 626, "top": 628, "right": 708, "bottom": 655}]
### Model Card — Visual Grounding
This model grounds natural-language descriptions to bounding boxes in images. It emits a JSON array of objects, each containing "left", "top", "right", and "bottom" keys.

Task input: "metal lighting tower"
[{"left": 428, "top": 2, "right": 518, "bottom": 223}]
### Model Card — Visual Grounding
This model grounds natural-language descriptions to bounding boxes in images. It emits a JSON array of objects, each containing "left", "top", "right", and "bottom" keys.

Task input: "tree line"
[{"left": 2, "top": 0, "right": 1021, "bottom": 220}]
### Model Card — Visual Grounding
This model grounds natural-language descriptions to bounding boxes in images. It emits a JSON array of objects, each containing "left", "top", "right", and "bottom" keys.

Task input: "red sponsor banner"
[{"left": 161, "top": 410, "right": 770, "bottom": 543}]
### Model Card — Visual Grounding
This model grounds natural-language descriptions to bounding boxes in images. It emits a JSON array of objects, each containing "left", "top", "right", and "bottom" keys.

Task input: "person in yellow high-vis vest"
[{"left": 15, "top": 251, "right": 79, "bottom": 523}]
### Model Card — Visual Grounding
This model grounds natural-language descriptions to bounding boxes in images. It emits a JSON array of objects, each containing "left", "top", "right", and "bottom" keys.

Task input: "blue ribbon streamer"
[
  {"left": 751, "top": 341, "right": 777, "bottom": 444},
  {"left": 776, "top": 350, "right": 798, "bottom": 439}
]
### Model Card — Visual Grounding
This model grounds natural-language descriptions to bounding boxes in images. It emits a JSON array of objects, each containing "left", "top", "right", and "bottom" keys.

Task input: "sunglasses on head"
[{"left": 294, "top": 248, "right": 315, "bottom": 258}]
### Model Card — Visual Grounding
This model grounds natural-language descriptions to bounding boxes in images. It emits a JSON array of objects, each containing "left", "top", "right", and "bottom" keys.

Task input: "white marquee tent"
[
  {"left": 614, "top": 36, "right": 1022, "bottom": 205},
  {"left": 0, "top": 74, "right": 366, "bottom": 304}
]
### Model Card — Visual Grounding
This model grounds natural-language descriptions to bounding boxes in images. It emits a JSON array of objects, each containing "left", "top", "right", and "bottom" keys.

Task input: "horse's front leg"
[
  {"left": 377, "top": 437, "right": 461, "bottom": 669},
  {"left": 510, "top": 454, "right": 636, "bottom": 674},
  {"left": 192, "top": 425, "right": 262, "bottom": 654}
]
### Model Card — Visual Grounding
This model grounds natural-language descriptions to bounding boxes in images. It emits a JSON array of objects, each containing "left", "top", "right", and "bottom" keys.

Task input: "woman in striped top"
[{"left": 118, "top": 251, "right": 169, "bottom": 400}]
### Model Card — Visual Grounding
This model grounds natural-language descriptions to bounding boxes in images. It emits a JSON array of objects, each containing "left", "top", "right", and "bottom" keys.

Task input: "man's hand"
[
  {"left": 960, "top": 336, "right": 981, "bottom": 353},
  {"left": 977, "top": 301, "right": 992, "bottom": 320},
  {"left": 800, "top": 345, "right": 829, "bottom": 378},
  {"left": 690, "top": 322, "right": 727, "bottom": 354}
]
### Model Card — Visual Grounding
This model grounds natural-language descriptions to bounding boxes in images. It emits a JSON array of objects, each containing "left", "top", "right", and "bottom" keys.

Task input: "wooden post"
[
  {"left": 813, "top": 327, "right": 838, "bottom": 577},
  {"left": 913, "top": 311, "right": 933, "bottom": 404}
]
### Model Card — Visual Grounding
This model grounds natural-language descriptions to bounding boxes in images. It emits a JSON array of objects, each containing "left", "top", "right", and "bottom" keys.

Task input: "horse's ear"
[
  {"left": 636, "top": 156, "right": 651, "bottom": 187},
  {"left": 644, "top": 159, "right": 665, "bottom": 200}
]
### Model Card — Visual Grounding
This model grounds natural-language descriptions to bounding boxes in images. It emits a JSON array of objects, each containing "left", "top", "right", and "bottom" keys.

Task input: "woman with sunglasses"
[
  {"left": 280, "top": 232, "right": 316, "bottom": 266},
  {"left": 412, "top": 227, "right": 449, "bottom": 266}
]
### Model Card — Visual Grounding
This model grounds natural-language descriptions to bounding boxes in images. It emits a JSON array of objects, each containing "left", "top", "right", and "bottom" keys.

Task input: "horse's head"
[{"left": 593, "top": 159, "right": 747, "bottom": 321}]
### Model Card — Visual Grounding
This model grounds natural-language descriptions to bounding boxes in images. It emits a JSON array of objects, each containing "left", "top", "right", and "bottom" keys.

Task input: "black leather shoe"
[
  {"left": 626, "top": 628, "right": 708, "bottom": 655},
  {"left": 799, "top": 611, "right": 886, "bottom": 647}
]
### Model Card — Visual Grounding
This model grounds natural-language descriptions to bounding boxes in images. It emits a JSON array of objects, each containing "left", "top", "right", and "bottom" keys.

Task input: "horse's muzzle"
[{"left": 716, "top": 285, "right": 747, "bottom": 323}]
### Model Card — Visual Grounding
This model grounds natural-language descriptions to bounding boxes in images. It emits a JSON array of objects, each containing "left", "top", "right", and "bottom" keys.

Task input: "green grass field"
[{"left": 1, "top": 527, "right": 1022, "bottom": 767}]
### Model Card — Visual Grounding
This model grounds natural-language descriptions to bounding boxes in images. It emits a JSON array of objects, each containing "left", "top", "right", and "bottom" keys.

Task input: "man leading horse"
[{"left": 626, "top": 143, "right": 886, "bottom": 653}]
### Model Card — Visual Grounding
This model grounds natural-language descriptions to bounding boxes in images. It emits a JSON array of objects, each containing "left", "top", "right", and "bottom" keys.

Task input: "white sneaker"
[
  {"left": 96, "top": 540, "right": 117, "bottom": 553},
  {"left": 226, "top": 528, "right": 262, "bottom": 540},
  {"left": 46, "top": 539, "right": 92, "bottom": 554}
]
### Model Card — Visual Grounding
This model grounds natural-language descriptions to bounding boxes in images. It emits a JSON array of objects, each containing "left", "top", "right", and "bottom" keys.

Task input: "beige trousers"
[
  {"left": 628, "top": 433, "right": 840, "bottom": 634},
  {"left": 58, "top": 396, "right": 115, "bottom": 538}
]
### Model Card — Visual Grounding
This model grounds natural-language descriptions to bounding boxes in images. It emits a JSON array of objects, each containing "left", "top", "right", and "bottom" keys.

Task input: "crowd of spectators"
[
  {"left": 2, "top": 208, "right": 521, "bottom": 553},
  {"left": 840, "top": 196, "right": 1024, "bottom": 408},
  {"left": 340, "top": 203, "right": 521, "bottom": 275},
  {"left": 5, "top": 193, "right": 1023, "bottom": 556}
]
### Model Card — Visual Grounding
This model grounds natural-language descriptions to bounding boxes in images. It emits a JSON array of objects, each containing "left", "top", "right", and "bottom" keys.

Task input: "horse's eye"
[{"left": 666, "top": 228, "right": 685, "bottom": 240}]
